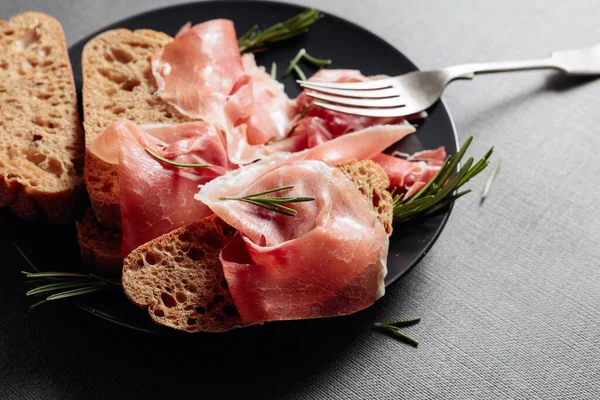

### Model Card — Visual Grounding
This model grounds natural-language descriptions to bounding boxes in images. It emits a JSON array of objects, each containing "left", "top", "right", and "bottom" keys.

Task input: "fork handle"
[{"left": 444, "top": 58, "right": 562, "bottom": 80}]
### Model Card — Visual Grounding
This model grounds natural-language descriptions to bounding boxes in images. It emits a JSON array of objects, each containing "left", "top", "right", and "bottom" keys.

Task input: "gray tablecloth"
[{"left": 2, "top": 1, "right": 599, "bottom": 399}]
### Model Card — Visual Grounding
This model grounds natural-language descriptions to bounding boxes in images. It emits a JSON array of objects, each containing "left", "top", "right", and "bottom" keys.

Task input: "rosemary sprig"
[
  {"left": 238, "top": 9, "right": 325, "bottom": 53},
  {"left": 219, "top": 185, "right": 315, "bottom": 216},
  {"left": 283, "top": 48, "right": 332, "bottom": 79},
  {"left": 481, "top": 158, "right": 501, "bottom": 200},
  {"left": 145, "top": 148, "right": 211, "bottom": 168},
  {"left": 284, "top": 48, "right": 307, "bottom": 77},
  {"left": 393, "top": 137, "right": 494, "bottom": 223},
  {"left": 374, "top": 317, "right": 421, "bottom": 347},
  {"left": 22, "top": 271, "right": 121, "bottom": 310},
  {"left": 292, "top": 64, "right": 308, "bottom": 81},
  {"left": 302, "top": 52, "right": 332, "bottom": 67}
]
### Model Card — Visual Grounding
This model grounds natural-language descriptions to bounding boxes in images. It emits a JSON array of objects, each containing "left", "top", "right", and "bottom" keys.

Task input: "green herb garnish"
[
  {"left": 145, "top": 148, "right": 211, "bottom": 169},
  {"left": 374, "top": 317, "right": 421, "bottom": 347},
  {"left": 219, "top": 185, "right": 315, "bottom": 217},
  {"left": 238, "top": 9, "right": 324, "bottom": 53},
  {"left": 302, "top": 51, "right": 332, "bottom": 67},
  {"left": 22, "top": 271, "right": 121, "bottom": 310},
  {"left": 481, "top": 158, "right": 501, "bottom": 201},
  {"left": 291, "top": 64, "right": 308, "bottom": 81},
  {"left": 393, "top": 137, "right": 493, "bottom": 223},
  {"left": 283, "top": 48, "right": 332, "bottom": 79},
  {"left": 284, "top": 49, "right": 306, "bottom": 76}
]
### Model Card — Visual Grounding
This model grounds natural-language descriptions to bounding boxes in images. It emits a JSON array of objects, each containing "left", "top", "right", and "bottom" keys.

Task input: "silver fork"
[{"left": 298, "top": 44, "right": 600, "bottom": 118}]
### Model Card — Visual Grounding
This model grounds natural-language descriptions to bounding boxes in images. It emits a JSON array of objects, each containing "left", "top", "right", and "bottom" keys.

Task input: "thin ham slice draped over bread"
[
  {"left": 195, "top": 159, "right": 389, "bottom": 322},
  {"left": 151, "top": 20, "right": 295, "bottom": 165},
  {"left": 92, "top": 120, "right": 233, "bottom": 255},
  {"left": 151, "top": 19, "right": 243, "bottom": 125}
]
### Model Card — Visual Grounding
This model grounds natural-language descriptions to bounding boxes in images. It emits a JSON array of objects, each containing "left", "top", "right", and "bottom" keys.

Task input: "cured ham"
[
  {"left": 91, "top": 120, "right": 232, "bottom": 255},
  {"left": 152, "top": 21, "right": 296, "bottom": 163},
  {"left": 196, "top": 159, "right": 389, "bottom": 322},
  {"left": 152, "top": 19, "right": 244, "bottom": 126},
  {"left": 227, "top": 120, "right": 416, "bottom": 166},
  {"left": 372, "top": 146, "right": 446, "bottom": 196},
  {"left": 291, "top": 70, "right": 404, "bottom": 146},
  {"left": 237, "top": 54, "right": 295, "bottom": 144}
]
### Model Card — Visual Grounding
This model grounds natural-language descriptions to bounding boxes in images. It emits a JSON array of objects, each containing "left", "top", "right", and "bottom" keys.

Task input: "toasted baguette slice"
[
  {"left": 82, "top": 29, "right": 193, "bottom": 228},
  {"left": 76, "top": 207, "right": 122, "bottom": 276},
  {"left": 0, "top": 12, "right": 84, "bottom": 223},
  {"left": 122, "top": 215, "right": 247, "bottom": 333},
  {"left": 121, "top": 160, "right": 393, "bottom": 332},
  {"left": 336, "top": 159, "right": 393, "bottom": 235}
]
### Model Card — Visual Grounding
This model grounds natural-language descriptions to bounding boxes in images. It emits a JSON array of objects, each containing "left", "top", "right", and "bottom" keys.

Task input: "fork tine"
[
  {"left": 314, "top": 101, "right": 410, "bottom": 118},
  {"left": 297, "top": 78, "right": 394, "bottom": 90},
  {"left": 306, "top": 92, "right": 405, "bottom": 108},
  {"left": 299, "top": 85, "right": 399, "bottom": 99}
]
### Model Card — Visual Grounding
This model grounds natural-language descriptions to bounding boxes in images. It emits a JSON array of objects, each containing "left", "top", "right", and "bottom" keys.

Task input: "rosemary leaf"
[
  {"left": 374, "top": 318, "right": 421, "bottom": 347},
  {"left": 303, "top": 52, "right": 332, "bottom": 67},
  {"left": 375, "top": 317, "right": 421, "bottom": 329},
  {"left": 26, "top": 282, "right": 101, "bottom": 296},
  {"left": 393, "top": 137, "right": 494, "bottom": 223},
  {"left": 145, "top": 148, "right": 211, "bottom": 169},
  {"left": 23, "top": 271, "right": 121, "bottom": 310},
  {"left": 21, "top": 271, "right": 96, "bottom": 279},
  {"left": 238, "top": 9, "right": 324, "bottom": 53},
  {"left": 245, "top": 185, "right": 294, "bottom": 197},
  {"left": 240, "top": 198, "right": 298, "bottom": 216},
  {"left": 45, "top": 286, "right": 108, "bottom": 301},
  {"left": 219, "top": 186, "right": 315, "bottom": 217},
  {"left": 481, "top": 158, "right": 501, "bottom": 200},
  {"left": 271, "top": 62, "right": 277, "bottom": 79},
  {"left": 388, "top": 329, "right": 420, "bottom": 347},
  {"left": 292, "top": 65, "right": 308, "bottom": 81},
  {"left": 284, "top": 49, "right": 307, "bottom": 76}
]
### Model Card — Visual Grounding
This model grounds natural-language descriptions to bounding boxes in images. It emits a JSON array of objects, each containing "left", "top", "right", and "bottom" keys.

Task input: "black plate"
[{"left": 5, "top": 0, "right": 458, "bottom": 333}]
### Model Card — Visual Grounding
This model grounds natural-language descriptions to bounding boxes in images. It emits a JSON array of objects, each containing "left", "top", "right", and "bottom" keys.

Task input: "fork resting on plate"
[{"left": 299, "top": 44, "right": 600, "bottom": 118}]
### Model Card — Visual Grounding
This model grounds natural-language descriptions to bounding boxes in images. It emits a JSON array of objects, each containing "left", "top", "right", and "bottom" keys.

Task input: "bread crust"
[
  {"left": 0, "top": 12, "right": 84, "bottom": 223},
  {"left": 76, "top": 208, "right": 122, "bottom": 276},
  {"left": 122, "top": 215, "right": 249, "bottom": 333},
  {"left": 119, "top": 161, "right": 393, "bottom": 332},
  {"left": 82, "top": 28, "right": 192, "bottom": 228}
]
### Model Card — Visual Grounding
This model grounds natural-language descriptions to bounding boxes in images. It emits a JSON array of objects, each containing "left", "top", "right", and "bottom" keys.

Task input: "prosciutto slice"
[
  {"left": 152, "top": 19, "right": 244, "bottom": 126},
  {"left": 372, "top": 146, "right": 446, "bottom": 196},
  {"left": 237, "top": 54, "right": 295, "bottom": 144},
  {"left": 291, "top": 70, "right": 406, "bottom": 145},
  {"left": 91, "top": 120, "right": 232, "bottom": 255},
  {"left": 227, "top": 121, "right": 416, "bottom": 166},
  {"left": 152, "top": 21, "right": 296, "bottom": 164},
  {"left": 196, "top": 159, "right": 389, "bottom": 322}
]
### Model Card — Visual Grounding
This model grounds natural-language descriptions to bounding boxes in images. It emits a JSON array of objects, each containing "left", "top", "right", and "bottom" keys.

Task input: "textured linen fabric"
[{"left": 1, "top": 1, "right": 599, "bottom": 399}]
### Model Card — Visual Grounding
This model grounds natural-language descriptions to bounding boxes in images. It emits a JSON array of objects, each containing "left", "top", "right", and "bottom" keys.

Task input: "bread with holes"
[
  {"left": 120, "top": 160, "right": 393, "bottom": 332},
  {"left": 76, "top": 207, "right": 122, "bottom": 276},
  {"left": 335, "top": 159, "right": 393, "bottom": 235},
  {"left": 0, "top": 12, "right": 84, "bottom": 223},
  {"left": 82, "top": 29, "right": 193, "bottom": 228},
  {"left": 122, "top": 215, "right": 248, "bottom": 333}
]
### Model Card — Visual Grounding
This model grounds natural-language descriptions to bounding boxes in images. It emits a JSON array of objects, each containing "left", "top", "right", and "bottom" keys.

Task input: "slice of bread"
[
  {"left": 121, "top": 160, "right": 393, "bottom": 332},
  {"left": 0, "top": 12, "right": 84, "bottom": 223},
  {"left": 335, "top": 159, "right": 393, "bottom": 235},
  {"left": 76, "top": 207, "right": 123, "bottom": 276},
  {"left": 82, "top": 29, "right": 193, "bottom": 228},
  {"left": 122, "top": 215, "right": 247, "bottom": 333}
]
